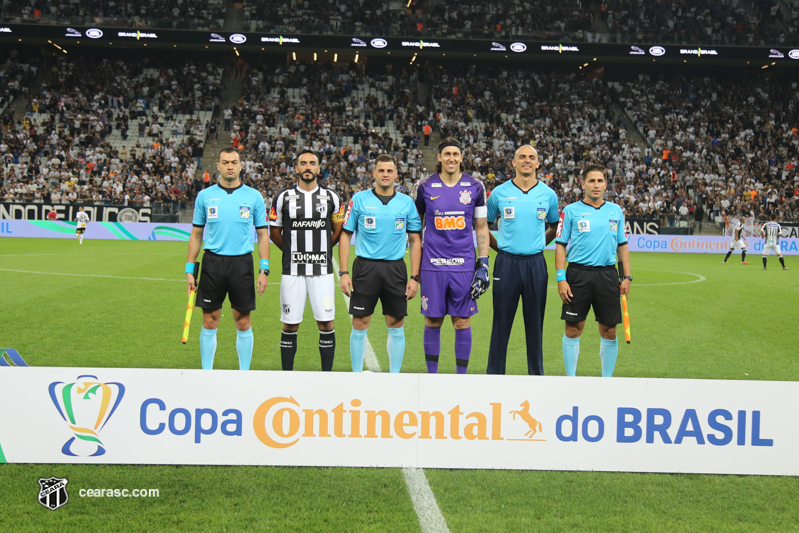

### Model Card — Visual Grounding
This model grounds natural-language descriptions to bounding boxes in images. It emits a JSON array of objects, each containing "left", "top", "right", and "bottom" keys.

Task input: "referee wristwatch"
[
  {"left": 338, "top": 270, "right": 349, "bottom": 276},
  {"left": 621, "top": 275, "right": 633, "bottom": 281},
  {"left": 410, "top": 274, "right": 421, "bottom": 283},
  {"left": 259, "top": 268, "right": 270, "bottom": 276}
]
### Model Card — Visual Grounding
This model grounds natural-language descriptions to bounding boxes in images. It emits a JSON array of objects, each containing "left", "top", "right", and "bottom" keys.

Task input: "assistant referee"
[
  {"left": 555, "top": 164, "right": 631, "bottom": 377},
  {"left": 486, "top": 144, "right": 560, "bottom": 375},
  {"left": 186, "top": 147, "right": 270, "bottom": 371}
]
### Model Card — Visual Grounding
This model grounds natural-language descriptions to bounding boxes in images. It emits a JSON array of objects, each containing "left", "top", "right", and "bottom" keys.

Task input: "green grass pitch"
[{"left": 1, "top": 237, "right": 799, "bottom": 531}]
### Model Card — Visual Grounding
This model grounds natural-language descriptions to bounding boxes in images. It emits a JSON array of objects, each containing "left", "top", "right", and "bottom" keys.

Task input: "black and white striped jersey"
[{"left": 270, "top": 185, "right": 342, "bottom": 276}]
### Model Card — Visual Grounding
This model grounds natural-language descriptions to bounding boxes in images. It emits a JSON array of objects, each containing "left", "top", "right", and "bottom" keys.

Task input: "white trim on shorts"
[{"left": 280, "top": 273, "right": 335, "bottom": 324}]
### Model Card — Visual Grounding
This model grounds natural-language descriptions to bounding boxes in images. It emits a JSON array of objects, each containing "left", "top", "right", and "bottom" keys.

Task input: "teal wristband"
[
  {"left": 185, "top": 262, "right": 195, "bottom": 274},
  {"left": 260, "top": 259, "right": 269, "bottom": 270},
  {"left": 556, "top": 270, "right": 566, "bottom": 282}
]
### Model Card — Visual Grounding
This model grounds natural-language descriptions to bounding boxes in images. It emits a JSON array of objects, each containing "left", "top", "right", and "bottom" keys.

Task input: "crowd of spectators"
[
  {"left": 0, "top": 0, "right": 225, "bottom": 30},
  {"left": 1, "top": 54, "right": 225, "bottom": 215}
]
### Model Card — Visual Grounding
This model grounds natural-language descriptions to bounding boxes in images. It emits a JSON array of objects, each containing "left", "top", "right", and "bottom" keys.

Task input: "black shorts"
[
  {"left": 76, "top": 228, "right": 86, "bottom": 234},
  {"left": 196, "top": 251, "right": 256, "bottom": 312},
  {"left": 349, "top": 257, "right": 407, "bottom": 318},
  {"left": 561, "top": 263, "right": 621, "bottom": 325}
]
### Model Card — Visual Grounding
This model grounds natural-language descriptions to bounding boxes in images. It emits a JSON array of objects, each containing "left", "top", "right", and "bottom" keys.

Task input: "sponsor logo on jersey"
[
  {"left": 503, "top": 207, "right": 515, "bottom": 220},
  {"left": 395, "top": 218, "right": 405, "bottom": 230},
  {"left": 430, "top": 195, "right": 441, "bottom": 200},
  {"left": 365, "top": 216, "right": 376, "bottom": 229},
  {"left": 578, "top": 220, "right": 590, "bottom": 233},
  {"left": 291, "top": 219, "right": 327, "bottom": 229},
  {"left": 459, "top": 190, "right": 472, "bottom": 205},
  {"left": 207, "top": 206, "right": 218, "bottom": 219},
  {"left": 268, "top": 206, "right": 277, "bottom": 222},
  {"left": 239, "top": 206, "right": 251, "bottom": 218},
  {"left": 292, "top": 252, "right": 327, "bottom": 264},
  {"left": 609, "top": 219, "right": 618, "bottom": 232},
  {"left": 430, "top": 258, "right": 465, "bottom": 266},
  {"left": 555, "top": 212, "right": 565, "bottom": 238},
  {"left": 459, "top": 182, "right": 471, "bottom": 186},
  {"left": 537, "top": 208, "right": 546, "bottom": 220},
  {"left": 431, "top": 183, "right": 442, "bottom": 188},
  {"left": 434, "top": 216, "right": 466, "bottom": 230}
]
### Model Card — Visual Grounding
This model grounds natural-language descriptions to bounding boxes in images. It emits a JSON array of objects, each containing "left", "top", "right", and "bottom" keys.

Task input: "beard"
[{"left": 299, "top": 171, "right": 316, "bottom": 183}]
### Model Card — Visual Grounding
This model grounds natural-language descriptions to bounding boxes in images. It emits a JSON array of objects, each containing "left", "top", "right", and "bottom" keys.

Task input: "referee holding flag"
[
  {"left": 186, "top": 147, "right": 270, "bottom": 370},
  {"left": 486, "top": 144, "right": 560, "bottom": 375},
  {"left": 555, "top": 164, "right": 631, "bottom": 377}
]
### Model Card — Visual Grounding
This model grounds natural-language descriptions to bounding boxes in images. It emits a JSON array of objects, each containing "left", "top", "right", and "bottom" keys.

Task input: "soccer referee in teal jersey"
[
  {"left": 486, "top": 144, "right": 560, "bottom": 375},
  {"left": 339, "top": 154, "right": 422, "bottom": 373},
  {"left": 555, "top": 164, "right": 631, "bottom": 377},
  {"left": 186, "top": 147, "right": 270, "bottom": 371}
]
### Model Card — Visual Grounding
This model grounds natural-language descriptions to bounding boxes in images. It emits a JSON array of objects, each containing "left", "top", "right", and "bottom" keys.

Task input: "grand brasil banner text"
[{"left": 0, "top": 368, "right": 796, "bottom": 475}]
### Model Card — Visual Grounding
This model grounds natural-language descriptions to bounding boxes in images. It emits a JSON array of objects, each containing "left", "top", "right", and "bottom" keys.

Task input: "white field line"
[{"left": 333, "top": 257, "right": 450, "bottom": 533}]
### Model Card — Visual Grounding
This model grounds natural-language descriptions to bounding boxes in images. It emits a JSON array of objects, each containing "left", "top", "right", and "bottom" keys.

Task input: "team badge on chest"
[
  {"left": 459, "top": 190, "right": 472, "bottom": 205},
  {"left": 395, "top": 218, "right": 405, "bottom": 230},
  {"left": 503, "top": 206, "right": 515, "bottom": 220},
  {"left": 239, "top": 206, "right": 251, "bottom": 218},
  {"left": 365, "top": 216, "right": 376, "bottom": 229},
  {"left": 537, "top": 207, "right": 546, "bottom": 220},
  {"left": 207, "top": 205, "right": 218, "bottom": 219},
  {"left": 609, "top": 219, "right": 618, "bottom": 232},
  {"left": 316, "top": 201, "right": 327, "bottom": 216},
  {"left": 578, "top": 220, "right": 591, "bottom": 232}
]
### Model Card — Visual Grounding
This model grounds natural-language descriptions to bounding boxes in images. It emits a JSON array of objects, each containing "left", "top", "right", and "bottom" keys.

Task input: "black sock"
[
  {"left": 741, "top": 250, "right": 746, "bottom": 262},
  {"left": 319, "top": 330, "right": 335, "bottom": 371},
  {"left": 281, "top": 331, "right": 297, "bottom": 371},
  {"left": 763, "top": 256, "right": 767, "bottom": 268},
  {"left": 724, "top": 251, "right": 732, "bottom": 262},
  {"left": 780, "top": 257, "right": 786, "bottom": 268}
]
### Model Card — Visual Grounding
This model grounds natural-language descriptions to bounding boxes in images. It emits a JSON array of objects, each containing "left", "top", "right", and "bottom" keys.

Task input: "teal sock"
[
  {"left": 350, "top": 328, "right": 367, "bottom": 372},
  {"left": 236, "top": 327, "right": 253, "bottom": 370},
  {"left": 563, "top": 335, "right": 580, "bottom": 376},
  {"left": 600, "top": 337, "right": 619, "bottom": 377},
  {"left": 387, "top": 326, "right": 405, "bottom": 373},
  {"left": 200, "top": 327, "right": 217, "bottom": 370}
]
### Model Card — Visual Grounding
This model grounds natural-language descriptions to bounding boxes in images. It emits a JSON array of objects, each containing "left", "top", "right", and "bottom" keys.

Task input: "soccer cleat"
[
  {"left": 784, "top": 267, "right": 789, "bottom": 270},
  {"left": 723, "top": 261, "right": 728, "bottom": 264},
  {"left": 741, "top": 262, "right": 749, "bottom": 265},
  {"left": 763, "top": 267, "right": 767, "bottom": 270}
]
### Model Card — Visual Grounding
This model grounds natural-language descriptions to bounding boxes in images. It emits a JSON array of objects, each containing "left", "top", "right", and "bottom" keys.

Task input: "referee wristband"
[
  {"left": 260, "top": 259, "right": 270, "bottom": 270},
  {"left": 185, "top": 262, "right": 195, "bottom": 274},
  {"left": 556, "top": 270, "right": 566, "bottom": 282}
]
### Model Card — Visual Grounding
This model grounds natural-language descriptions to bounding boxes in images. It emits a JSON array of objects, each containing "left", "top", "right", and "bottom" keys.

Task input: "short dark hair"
[
  {"left": 297, "top": 149, "right": 319, "bottom": 163},
  {"left": 374, "top": 154, "right": 396, "bottom": 167},
  {"left": 581, "top": 164, "right": 606, "bottom": 181},
  {"left": 218, "top": 147, "right": 241, "bottom": 161}
]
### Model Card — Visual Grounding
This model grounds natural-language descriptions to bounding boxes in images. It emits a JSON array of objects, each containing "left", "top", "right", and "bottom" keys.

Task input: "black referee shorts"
[
  {"left": 349, "top": 257, "right": 408, "bottom": 318},
  {"left": 196, "top": 251, "right": 256, "bottom": 312},
  {"left": 561, "top": 263, "right": 621, "bottom": 325}
]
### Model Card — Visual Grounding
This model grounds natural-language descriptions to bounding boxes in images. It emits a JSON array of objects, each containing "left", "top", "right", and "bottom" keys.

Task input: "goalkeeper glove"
[{"left": 470, "top": 256, "right": 490, "bottom": 300}]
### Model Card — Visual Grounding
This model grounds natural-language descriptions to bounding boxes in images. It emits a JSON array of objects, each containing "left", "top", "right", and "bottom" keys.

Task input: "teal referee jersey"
[
  {"left": 487, "top": 180, "right": 559, "bottom": 255},
  {"left": 193, "top": 184, "right": 268, "bottom": 256},
  {"left": 555, "top": 200, "right": 627, "bottom": 266},
  {"left": 342, "top": 189, "right": 422, "bottom": 260}
]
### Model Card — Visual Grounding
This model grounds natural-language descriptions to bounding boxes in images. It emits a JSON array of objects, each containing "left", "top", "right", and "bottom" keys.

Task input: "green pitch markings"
[
  {"left": 101, "top": 222, "right": 139, "bottom": 240},
  {"left": 28, "top": 221, "right": 78, "bottom": 234},
  {"left": 0, "top": 441, "right": 6, "bottom": 463}
]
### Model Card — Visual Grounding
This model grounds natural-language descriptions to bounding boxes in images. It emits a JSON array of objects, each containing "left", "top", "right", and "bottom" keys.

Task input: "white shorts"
[
  {"left": 729, "top": 238, "right": 747, "bottom": 251},
  {"left": 280, "top": 273, "right": 335, "bottom": 324},
  {"left": 762, "top": 243, "right": 782, "bottom": 256}
]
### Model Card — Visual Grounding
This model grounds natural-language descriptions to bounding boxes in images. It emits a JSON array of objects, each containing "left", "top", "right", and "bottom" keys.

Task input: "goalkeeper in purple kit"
[{"left": 414, "top": 139, "right": 490, "bottom": 374}]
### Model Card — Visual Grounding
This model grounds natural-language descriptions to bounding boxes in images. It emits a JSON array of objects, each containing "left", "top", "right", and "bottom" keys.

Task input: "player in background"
[
  {"left": 761, "top": 212, "right": 788, "bottom": 270},
  {"left": 486, "top": 144, "right": 560, "bottom": 375},
  {"left": 270, "top": 150, "right": 344, "bottom": 371},
  {"left": 555, "top": 165, "right": 632, "bottom": 377},
  {"left": 186, "top": 147, "right": 270, "bottom": 371},
  {"left": 723, "top": 216, "right": 749, "bottom": 264},
  {"left": 339, "top": 154, "right": 422, "bottom": 373},
  {"left": 75, "top": 206, "right": 90, "bottom": 245},
  {"left": 413, "top": 139, "right": 490, "bottom": 374},
  {"left": 47, "top": 209, "right": 58, "bottom": 221}
]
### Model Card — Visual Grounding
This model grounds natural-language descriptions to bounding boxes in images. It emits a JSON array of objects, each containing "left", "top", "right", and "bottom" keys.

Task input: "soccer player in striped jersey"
[
  {"left": 723, "top": 216, "right": 749, "bottom": 264},
  {"left": 270, "top": 150, "right": 344, "bottom": 371},
  {"left": 413, "top": 139, "right": 490, "bottom": 374},
  {"left": 760, "top": 212, "right": 788, "bottom": 270},
  {"left": 75, "top": 207, "right": 90, "bottom": 244}
]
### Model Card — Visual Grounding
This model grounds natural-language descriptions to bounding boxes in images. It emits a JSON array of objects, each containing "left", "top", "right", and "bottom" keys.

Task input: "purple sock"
[
  {"left": 424, "top": 325, "right": 440, "bottom": 373},
  {"left": 455, "top": 327, "right": 472, "bottom": 374}
]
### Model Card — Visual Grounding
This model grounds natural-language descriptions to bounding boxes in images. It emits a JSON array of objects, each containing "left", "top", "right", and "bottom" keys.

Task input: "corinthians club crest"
[
  {"left": 38, "top": 477, "right": 69, "bottom": 510},
  {"left": 49, "top": 375, "right": 125, "bottom": 457}
]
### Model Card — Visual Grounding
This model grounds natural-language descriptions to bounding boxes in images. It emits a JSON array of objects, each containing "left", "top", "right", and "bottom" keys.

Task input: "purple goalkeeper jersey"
[{"left": 414, "top": 172, "right": 487, "bottom": 272}]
